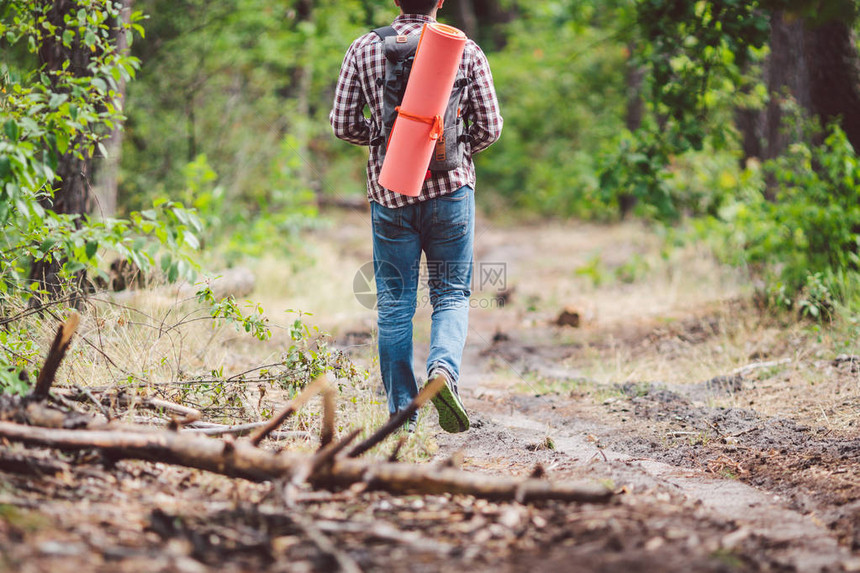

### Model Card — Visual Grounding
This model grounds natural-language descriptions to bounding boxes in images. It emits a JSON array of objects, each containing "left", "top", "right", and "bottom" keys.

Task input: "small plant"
[
  {"left": 575, "top": 254, "right": 606, "bottom": 287},
  {"left": 796, "top": 272, "right": 834, "bottom": 321},
  {"left": 614, "top": 254, "right": 650, "bottom": 284},
  {"left": 707, "top": 122, "right": 859, "bottom": 316},
  {"left": 197, "top": 287, "right": 271, "bottom": 341}
]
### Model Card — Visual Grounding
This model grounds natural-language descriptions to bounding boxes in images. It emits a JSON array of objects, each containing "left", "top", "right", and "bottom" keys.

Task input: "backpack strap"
[{"left": 372, "top": 26, "right": 398, "bottom": 40}]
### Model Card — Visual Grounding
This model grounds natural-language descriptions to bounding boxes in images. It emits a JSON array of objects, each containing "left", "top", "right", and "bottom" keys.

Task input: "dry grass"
[{"left": 13, "top": 210, "right": 856, "bottom": 457}]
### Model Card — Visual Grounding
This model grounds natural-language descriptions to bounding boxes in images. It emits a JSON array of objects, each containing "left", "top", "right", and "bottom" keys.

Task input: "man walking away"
[{"left": 330, "top": 0, "right": 502, "bottom": 433}]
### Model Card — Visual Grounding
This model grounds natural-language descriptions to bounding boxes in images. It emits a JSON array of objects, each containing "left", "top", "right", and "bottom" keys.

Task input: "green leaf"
[
  {"left": 40, "top": 238, "right": 57, "bottom": 253},
  {"left": 56, "top": 130, "right": 70, "bottom": 154},
  {"left": 4, "top": 120, "right": 19, "bottom": 141},
  {"left": 172, "top": 207, "right": 189, "bottom": 225},
  {"left": 0, "top": 157, "right": 10, "bottom": 180},
  {"left": 48, "top": 93, "right": 68, "bottom": 109},
  {"left": 64, "top": 260, "right": 86, "bottom": 274},
  {"left": 85, "top": 240, "right": 98, "bottom": 259},
  {"left": 91, "top": 78, "right": 107, "bottom": 93}
]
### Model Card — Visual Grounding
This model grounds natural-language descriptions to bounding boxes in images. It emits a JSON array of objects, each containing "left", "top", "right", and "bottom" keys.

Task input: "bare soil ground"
[{"left": 1, "top": 210, "right": 858, "bottom": 572}]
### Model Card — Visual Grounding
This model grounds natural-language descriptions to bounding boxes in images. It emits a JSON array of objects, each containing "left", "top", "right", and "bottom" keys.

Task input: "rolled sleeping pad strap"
[{"left": 378, "top": 23, "right": 466, "bottom": 197}]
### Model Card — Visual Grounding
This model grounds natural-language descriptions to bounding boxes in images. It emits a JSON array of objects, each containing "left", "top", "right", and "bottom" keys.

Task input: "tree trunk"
[
  {"left": 450, "top": 0, "right": 478, "bottom": 39},
  {"left": 92, "top": 0, "right": 134, "bottom": 218},
  {"left": 619, "top": 42, "right": 645, "bottom": 218},
  {"left": 743, "top": 11, "right": 860, "bottom": 197},
  {"left": 764, "top": 11, "right": 811, "bottom": 154},
  {"left": 449, "top": 0, "right": 512, "bottom": 49},
  {"left": 805, "top": 20, "right": 860, "bottom": 151},
  {"left": 739, "top": 10, "right": 813, "bottom": 199},
  {"left": 30, "top": 0, "right": 95, "bottom": 303}
]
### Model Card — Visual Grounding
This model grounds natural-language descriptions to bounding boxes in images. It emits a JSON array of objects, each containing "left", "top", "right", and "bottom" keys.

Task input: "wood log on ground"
[
  {"left": 0, "top": 449, "right": 70, "bottom": 476},
  {"left": 0, "top": 421, "right": 613, "bottom": 503},
  {"left": 183, "top": 421, "right": 311, "bottom": 440},
  {"left": 66, "top": 389, "right": 203, "bottom": 423}
]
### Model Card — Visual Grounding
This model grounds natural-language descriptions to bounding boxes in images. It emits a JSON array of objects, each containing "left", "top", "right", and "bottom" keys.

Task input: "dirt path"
[
  {"left": 1, "top": 211, "right": 858, "bottom": 572},
  {"left": 423, "top": 213, "right": 860, "bottom": 570}
]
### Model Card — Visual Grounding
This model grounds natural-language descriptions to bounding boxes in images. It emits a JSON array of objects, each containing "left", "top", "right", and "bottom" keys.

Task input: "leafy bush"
[
  {"left": 709, "top": 124, "right": 860, "bottom": 314},
  {"left": 479, "top": 4, "right": 627, "bottom": 218}
]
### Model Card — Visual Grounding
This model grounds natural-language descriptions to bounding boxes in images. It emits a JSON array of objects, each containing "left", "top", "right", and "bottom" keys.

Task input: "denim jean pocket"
[
  {"left": 433, "top": 186, "right": 472, "bottom": 239},
  {"left": 372, "top": 201, "right": 406, "bottom": 238},
  {"left": 437, "top": 186, "right": 470, "bottom": 202}
]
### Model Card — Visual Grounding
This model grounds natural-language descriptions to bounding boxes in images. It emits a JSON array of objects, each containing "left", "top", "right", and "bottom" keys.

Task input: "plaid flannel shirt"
[{"left": 330, "top": 14, "right": 503, "bottom": 208}]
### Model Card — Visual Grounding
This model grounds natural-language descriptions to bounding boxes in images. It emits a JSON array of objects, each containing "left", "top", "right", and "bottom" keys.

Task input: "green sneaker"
[{"left": 427, "top": 369, "right": 470, "bottom": 433}]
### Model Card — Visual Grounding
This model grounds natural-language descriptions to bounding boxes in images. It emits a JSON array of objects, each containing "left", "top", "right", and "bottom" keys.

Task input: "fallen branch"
[
  {"left": 71, "top": 385, "right": 112, "bottom": 421},
  {"left": 348, "top": 376, "right": 444, "bottom": 458},
  {"left": 32, "top": 312, "right": 80, "bottom": 400},
  {"left": 59, "top": 388, "right": 202, "bottom": 427},
  {"left": 0, "top": 449, "right": 69, "bottom": 477},
  {"left": 249, "top": 376, "right": 328, "bottom": 446},
  {"left": 320, "top": 386, "right": 336, "bottom": 449},
  {"left": 0, "top": 421, "right": 613, "bottom": 503},
  {"left": 313, "top": 458, "right": 614, "bottom": 504},
  {"left": 305, "top": 428, "right": 362, "bottom": 480},
  {"left": 731, "top": 358, "right": 791, "bottom": 377},
  {"left": 183, "top": 421, "right": 310, "bottom": 440}
]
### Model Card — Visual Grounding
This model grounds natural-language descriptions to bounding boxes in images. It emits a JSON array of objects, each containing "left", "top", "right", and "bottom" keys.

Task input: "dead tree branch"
[
  {"left": 32, "top": 312, "right": 80, "bottom": 399},
  {"left": 249, "top": 376, "right": 328, "bottom": 446},
  {"left": 0, "top": 421, "right": 613, "bottom": 503},
  {"left": 348, "top": 376, "right": 444, "bottom": 458},
  {"left": 320, "top": 386, "right": 336, "bottom": 449}
]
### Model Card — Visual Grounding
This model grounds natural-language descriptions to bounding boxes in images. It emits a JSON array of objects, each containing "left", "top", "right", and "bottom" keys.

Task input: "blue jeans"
[{"left": 371, "top": 185, "right": 474, "bottom": 418}]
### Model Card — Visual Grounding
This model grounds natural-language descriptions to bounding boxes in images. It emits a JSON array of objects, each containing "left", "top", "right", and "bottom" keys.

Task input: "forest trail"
[
  {"left": 263, "top": 208, "right": 859, "bottom": 571},
  {"left": 419, "top": 212, "right": 860, "bottom": 572},
  {"left": 1, "top": 209, "right": 858, "bottom": 572}
]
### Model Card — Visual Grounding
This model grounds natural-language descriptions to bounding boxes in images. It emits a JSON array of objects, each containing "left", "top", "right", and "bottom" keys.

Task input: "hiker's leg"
[
  {"left": 372, "top": 201, "right": 421, "bottom": 417},
  {"left": 420, "top": 185, "right": 475, "bottom": 387}
]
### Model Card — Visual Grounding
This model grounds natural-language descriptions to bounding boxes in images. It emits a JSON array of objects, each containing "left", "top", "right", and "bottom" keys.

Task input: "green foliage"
[
  {"left": 710, "top": 124, "right": 860, "bottom": 314},
  {"left": 597, "top": 0, "right": 769, "bottom": 220},
  {"left": 481, "top": 2, "right": 627, "bottom": 218},
  {"left": 0, "top": 324, "right": 39, "bottom": 395},
  {"left": 635, "top": 0, "right": 769, "bottom": 151},
  {"left": 0, "top": 1, "right": 204, "bottom": 301},
  {"left": 281, "top": 311, "right": 367, "bottom": 390},
  {"left": 121, "top": 0, "right": 380, "bottom": 220},
  {"left": 197, "top": 286, "right": 271, "bottom": 341},
  {"left": 0, "top": 2, "right": 251, "bottom": 392}
]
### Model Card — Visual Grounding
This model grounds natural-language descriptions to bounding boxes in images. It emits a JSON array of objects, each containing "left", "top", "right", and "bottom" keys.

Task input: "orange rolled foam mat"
[{"left": 378, "top": 23, "right": 466, "bottom": 197}]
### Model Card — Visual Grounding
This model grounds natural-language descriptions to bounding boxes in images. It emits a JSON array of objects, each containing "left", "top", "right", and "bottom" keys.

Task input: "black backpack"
[{"left": 371, "top": 25, "right": 469, "bottom": 172}]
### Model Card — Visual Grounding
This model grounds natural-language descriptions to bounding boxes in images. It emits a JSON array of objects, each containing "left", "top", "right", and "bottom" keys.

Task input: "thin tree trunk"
[
  {"left": 619, "top": 42, "right": 645, "bottom": 218},
  {"left": 450, "top": 0, "right": 478, "bottom": 39},
  {"left": 805, "top": 20, "right": 860, "bottom": 150},
  {"left": 758, "top": 10, "right": 812, "bottom": 199},
  {"left": 30, "top": 0, "right": 95, "bottom": 303},
  {"left": 92, "top": 0, "right": 134, "bottom": 217}
]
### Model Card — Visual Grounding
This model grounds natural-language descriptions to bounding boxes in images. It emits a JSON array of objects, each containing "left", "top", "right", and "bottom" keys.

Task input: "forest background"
[{"left": 1, "top": 0, "right": 859, "bottom": 392}]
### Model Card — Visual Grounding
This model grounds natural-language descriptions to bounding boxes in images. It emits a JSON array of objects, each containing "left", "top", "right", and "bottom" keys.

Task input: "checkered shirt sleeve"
[{"left": 329, "top": 14, "right": 503, "bottom": 209}]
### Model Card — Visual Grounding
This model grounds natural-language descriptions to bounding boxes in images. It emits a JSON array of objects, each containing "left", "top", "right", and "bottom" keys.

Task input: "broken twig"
[
  {"left": 249, "top": 376, "right": 328, "bottom": 446},
  {"left": 32, "top": 312, "right": 80, "bottom": 400},
  {"left": 320, "top": 385, "right": 336, "bottom": 449},
  {"left": 347, "top": 376, "right": 444, "bottom": 458}
]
